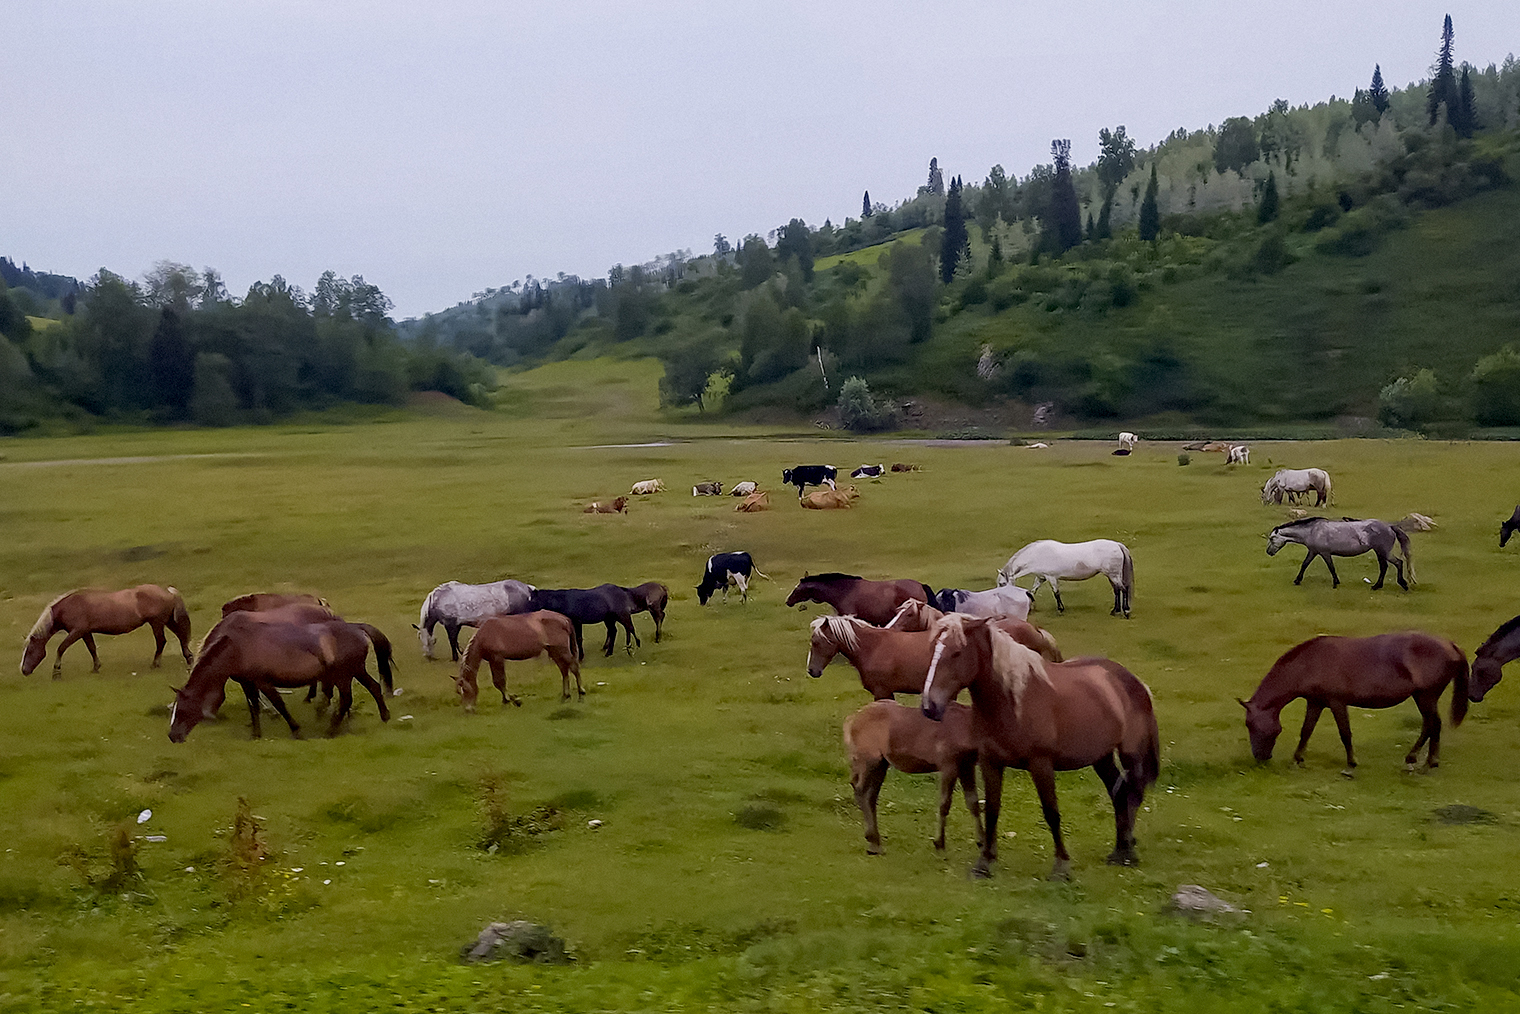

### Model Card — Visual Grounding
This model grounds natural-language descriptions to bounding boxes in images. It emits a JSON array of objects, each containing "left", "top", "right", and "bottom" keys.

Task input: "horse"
[
  {"left": 455, "top": 612, "right": 583, "bottom": 711},
  {"left": 221, "top": 592, "right": 329, "bottom": 616},
  {"left": 996, "top": 539, "right": 1133, "bottom": 617},
  {"left": 1227, "top": 444, "right": 1250, "bottom": 465},
  {"left": 785, "top": 573, "right": 933, "bottom": 626},
  {"left": 21, "top": 585, "right": 193, "bottom": 678},
  {"left": 228, "top": 601, "right": 397, "bottom": 699},
  {"left": 1501, "top": 506, "right": 1520, "bottom": 547},
  {"left": 1265, "top": 517, "right": 1412, "bottom": 590},
  {"left": 1465, "top": 616, "right": 1520, "bottom": 703},
  {"left": 843, "top": 700, "right": 982, "bottom": 854},
  {"left": 527, "top": 585, "right": 640, "bottom": 660},
  {"left": 169, "top": 611, "right": 391, "bottom": 741},
  {"left": 886, "top": 599, "right": 1062, "bottom": 662},
  {"left": 624, "top": 581, "right": 669, "bottom": 642},
  {"left": 1261, "top": 468, "right": 1332, "bottom": 506},
  {"left": 920, "top": 614, "right": 1160, "bottom": 880},
  {"left": 801, "top": 486, "right": 859, "bottom": 509},
  {"left": 415, "top": 579, "right": 534, "bottom": 661},
  {"left": 1239, "top": 631, "right": 1468, "bottom": 772},
  {"left": 933, "top": 585, "right": 1032, "bottom": 622},
  {"left": 808, "top": 612, "right": 1062, "bottom": 699}
]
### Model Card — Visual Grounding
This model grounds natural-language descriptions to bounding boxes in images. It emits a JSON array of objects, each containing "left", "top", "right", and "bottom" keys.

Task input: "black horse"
[
  {"left": 528, "top": 585, "right": 641, "bottom": 660},
  {"left": 1501, "top": 506, "right": 1520, "bottom": 548}
]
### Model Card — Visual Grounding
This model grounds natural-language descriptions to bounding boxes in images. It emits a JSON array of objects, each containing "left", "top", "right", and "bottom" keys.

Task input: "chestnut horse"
[
  {"left": 844, "top": 699, "right": 982, "bottom": 854},
  {"left": 455, "top": 612, "right": 583, "bottom": 711},
  {"left": 169, "top": 611, "right": 391, "bottom": 741},
  {"left": 808, "top": 612, "right": 1062, "bottom": 700},
  {"left": 920, "top": 614, "right": 1160, "bottom": 880},
  {"left": 226, "top": 601, "right": 397, "bottom": 698},
  {"left": 22, "top": 585, "right": 192, "bottom": 678},
  {"left": 1240, "top": 632, "right": 1468, "bottom": 772},
  {"left": 785, "top": 572, "right": 933, "bottom": 626},
  {"left": 886, "top": 600, "right": 1062, "bottom": 661},
  {"left": 221, "top": 592, "right": 329, "bottom": 616}
]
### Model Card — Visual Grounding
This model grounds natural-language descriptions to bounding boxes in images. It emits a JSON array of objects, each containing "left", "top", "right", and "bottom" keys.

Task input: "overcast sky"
[{"left": 5, "top": 1, "right": 1517, "bottom": 318}]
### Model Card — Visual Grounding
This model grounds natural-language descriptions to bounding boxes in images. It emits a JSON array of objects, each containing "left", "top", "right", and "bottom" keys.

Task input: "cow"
[
  {"left": 801, "top": 486, "right": 860, "bottom": 509},
  {"left": 583, "top": 496, "right": 629, "bottom": 514},
  {"left": 696, "top": 552, "right": 768, "bottom": 605},
  {"left": 851, "top": 464, "right": 885, "bottom": 479},
  {"left": 1227, "top": 444, "right": 1250, "bottom": 465},
  {"left": 1118, "top": 431, "right": 1138, "bottom": 452},
  {"left": 630, "top": 479, "right": 665, "bottom": 495},
  {"left": 692, "top": 481, "right": 723, "bottom": 496},
  {"left": 729, "top": 481, "right": 758, "bottom": 497},
  {"left": 782, "top": 465, "right": 837, "bottom": 498},
  {"left": 889, "top": 463, "right": 921, "bottom": 472},
  {"left": 735, "top": 491, "right": 770, "bottom": 512}
]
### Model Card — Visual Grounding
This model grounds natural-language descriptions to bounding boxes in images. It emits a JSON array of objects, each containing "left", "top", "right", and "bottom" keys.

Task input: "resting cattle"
[
  {"left": 851, "top": 464, "right": 885, "bottom": 479},
  {"left": 583, "top": 496, "right": 629, "bottom": 513},
  {"left": 729, "top": 481, "right": 758, "bottom": 497},
  {"left": 890, "top": 463, "right": 921, "bottom": 472},
  {"left": 697, "top": 552, "right": 767, "bottom": 605},
  {"left": 630, "top": 479, "right": 665, "bottom": 495},
  {"left": 783, "top": 465, "right": 837, "bottom": 498},
  {"left": 802, "top": 486, "right": 859, "bottom": 509},
  {"left": 692, "top": 481, "right": 723, "bottom": 496},
  {"left": 735, "top": 491, "right": 770, "bottom": 512}
]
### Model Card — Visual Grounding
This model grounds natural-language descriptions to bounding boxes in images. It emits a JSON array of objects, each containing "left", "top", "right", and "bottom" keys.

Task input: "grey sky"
[{"left": 5, "top": 1, "right": 1516, "bottom": 318}]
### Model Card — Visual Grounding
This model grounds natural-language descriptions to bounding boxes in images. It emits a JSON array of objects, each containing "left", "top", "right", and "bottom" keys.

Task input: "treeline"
[{"left": 0, "top": 264, "right": 495, "bottom": 432}]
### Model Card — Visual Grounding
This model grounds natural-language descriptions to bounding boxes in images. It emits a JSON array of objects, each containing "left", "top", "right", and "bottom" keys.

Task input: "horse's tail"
[
  {"left": 458, "top": 627, "right": 484, "bottom": 686},
  {"left": 1322, "top": 471, "right": 1334, "bottom": 505},
  {"left": 1393, "top": 524, "right": 1415, "bottom": 584},
  {"left": 1121, "top": 544, "right": 1134, "bottom": 598},
  {"left": 1142, "top": 712, "right": 1162, "bottom": 789},
  {"left": 355, "top": 622, "right": 395, "bottom": 695},
  {"left": 168, "top": 587, "right": 192, "bottom": 637},
  {"left": 1450, "top": 648, "right": 1470, "bottom": 727},
  {"left": 918, "top": 582, "right": 936, "bottom": 606}
]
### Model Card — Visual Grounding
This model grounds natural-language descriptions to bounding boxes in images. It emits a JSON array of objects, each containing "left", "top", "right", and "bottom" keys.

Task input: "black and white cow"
[
  {"left": 850, "top": 464, "right": 885, "bottom": 479},
  {"left": 696, "top": 552, "right": 767, "bottom": 605},
  {"left": 692, "top": 480, "right": 723, "bottom": 496},
  {"left": 782, "top": 465, "right": 837, "bottom": 498}
]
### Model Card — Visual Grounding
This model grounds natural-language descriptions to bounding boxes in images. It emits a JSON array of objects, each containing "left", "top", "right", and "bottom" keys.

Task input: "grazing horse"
[
  {"left": 455, "top": 612, "right": 583, "bottom": 711},
  {"left": 527, "top": 585, "right": 640, "bottom": 660},
  {"left": 1266, "top": 517, "right": 1412, "bottom": 590},
  {"left": 996, "top": 539, "right": 1133, "bottom": 617},
  {"left": 1240, "top": 632, "right": 1467, "bottom": 772},
  {"left": 1501, "top": 506, "right": 1520, "bottom": 547},
  {"left": 844, "top": 700, "right": 982, "bottom": 854},
  {"left": 221, "top": 592, "right": 329, "bottom": 616},
  {"left": 920, "top": 614, "right": 1160, "bottom": 879},
  {"left": 624, "top": 582, "right": 670, "bottom": 642},
  {"left": 1261, "top": 468, "right": 1332, "bottom": 506},
  {"left": 933, "top": 586, "right": 1032, "bottom": 622},
  {"left": 886, "top": 599, "right": 1062, "bottom": 662},
  {"left": 415, "top": 579, "right": 534, "bottom": 661},
  {"left": 1467, "top": 615, "right": 1520, "bottom": 703},
  {"left": 22, "top": 585, "right": 193, "bottom": 678},
  {"left": 229, "top": 601, "right": 397, "bottom": 698},
  {"left": 169, "top": 612, "right": 391, "bottom": 741},
  {"left": 785, "top": 572, "right": 932, "bottom": 626}
]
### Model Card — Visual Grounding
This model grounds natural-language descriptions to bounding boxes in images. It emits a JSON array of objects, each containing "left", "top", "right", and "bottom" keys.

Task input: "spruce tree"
[
  {"left": 1045, "top": 140, "right": 1083, "bottom": 255},
  {"left": 1428, "top": 15, "right": 1457, "bottom": 126},
  {"left": 149, "top": 308, "right": 195, "bottom": 416},
  {"left": 1369, "top": 64, "right": 1390, "bottom": 113},
  {"left": 862, "top": 191, "right": 873, "bottom": 218},
  {"left": 1096, "top": 198, "right": 1112, "bottom": 240},
  {"left": 1138, "top": 163, "right": 1160, "bottom": 242},
  {"left": 1257, "top": 171, "right": 1279, "bottom": 224},
  {"left": 1456, "top": 65, "right": 1477, "bottom": 138},
  {"left": 927, "top": 158, "right": 944, "bottom": 197},
  {"left": 940, "top": 176, "right": 968, "bottom": 283}
]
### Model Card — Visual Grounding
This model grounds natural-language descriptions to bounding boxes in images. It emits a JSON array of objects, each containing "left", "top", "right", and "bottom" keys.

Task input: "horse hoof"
[
  {"left": 932, "top": 839, "right": 946, "bottom": 852},
  {"left": 1340, "top": 768, "right": 1355, "bottom": 779},
  {"left": 970, "top": 863, "right": 993, "bottom": 880},
  {"left": 1106, "top": 849, "right": 1138, "bottom": 867},
  {"left": 1047, "top": 862, "right": 1071, "bottom": 882}
]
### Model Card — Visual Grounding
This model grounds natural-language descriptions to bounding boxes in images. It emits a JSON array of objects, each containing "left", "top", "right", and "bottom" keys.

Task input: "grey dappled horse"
[{"left": 1266, "top": 518, "right": 1412, "bottom": 590}]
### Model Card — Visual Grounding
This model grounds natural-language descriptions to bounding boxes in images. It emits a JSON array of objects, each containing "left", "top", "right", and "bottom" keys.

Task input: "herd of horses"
[{"left": 16, "top": 451, "right": 1520, "bottom": 881}]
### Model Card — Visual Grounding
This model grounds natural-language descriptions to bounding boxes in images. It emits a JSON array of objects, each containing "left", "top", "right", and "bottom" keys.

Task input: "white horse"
[
  {"left": 996, "top": 539, "right": 1134, "bottom": 617},
  {"left": 1118, "top": 431, "right": 1138, "bottom": 452},
  {"left": 415, "top": 579, "right": 535, "bottom": 661},
  {"left": 931, "top": 586, "right": 1032, "bottom": 621},
  {"left": 1261, "top": 468, "right": 1332, "bottom": 506}
]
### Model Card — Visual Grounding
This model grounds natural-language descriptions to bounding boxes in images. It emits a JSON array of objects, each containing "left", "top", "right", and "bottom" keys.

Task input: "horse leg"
[
  {"left": 934, "top": 767, "right": 956, "bottom": 851},
  {"left": 1292, "top": 701, "right": 1325, "bottom": 765},
  {"left": 1407, "top": 695, "right": 1442, "bottom": 769},
  {"left": 263, "top": 687, "right": 303, "bottom": 738},
  {"left": 1320, "top": 701, "right": 1357, "bottom": 774},
  {"left": 573, "top": 622, "right": 585, "bottom": 662},
  {"left": 446, "top": 625, "right": 463, "bottom": 663},
  {"left": 174, "top": 621, "right": 194, "bottom": 666},
  {"left": 353, "top": 670, "right": 390, "bottom": 721},
  {"left": 1094, "top": 755, "right": 1138, "bottom": 865},
  {"left": 1028, "top": 757, "right": 1070, "bottom": 880},
  {"left": 1322, "top": 555, "right": 1340, "bottom": 588},
  {"left": 149, "top": 622, "right": 167, "bottom": 667},
  {"left": 974, "top": 759, "right": 1003, "bottom": 879},
  {"left": 1392, "top": 555, "right": 1408, "bottom": 591},
  {"left": 601, "top": 619, "right": 616, "bottom": 657},
  {"left": 957, "top": 754, "right": 984, "bottom": 849},
  {"left": 1048, "top": 578, "right": 1064, "bottom": 613},
  {"left": 489, "top": 658, "right": 512, "bottom": 706},
  {"left": 1110, "top": 581, "right": 1123, "bottom": 616},
  {"left": 652, "top": 608, "right": 664, "bottom": 643},
  {"left": 1371, "top": 551, "right": 1388, "bottom": 590},
  {"left": 1294, "top": 550, "right": 1315, "bottom": 585},
  {"left": 853, "top": 759, "right": 889, "bottom": 854},
  {"left": 326, "top": 680, "right": 354, "bottom": 736},
  {"left": 624, "top": 614, "right": 640, "bottom": 652},
  {"left": 81, "top": 633, "right": 102, "bottom": 673},
  {"left": 239, "top": 680, "right": 263, "bottom": 738}
]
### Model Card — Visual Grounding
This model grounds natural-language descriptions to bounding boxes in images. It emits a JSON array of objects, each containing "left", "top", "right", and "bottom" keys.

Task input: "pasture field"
[{"left": 4, "top": 368, "right": 1520, "bottom": 1011}]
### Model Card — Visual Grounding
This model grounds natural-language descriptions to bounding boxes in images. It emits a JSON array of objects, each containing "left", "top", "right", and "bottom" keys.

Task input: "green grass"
[
  {"left": 4, "top": 366, "right": 1520, "bottom": 1010},
  {"left": 813, "top": 229, "right": 928, "bottom": 274}
]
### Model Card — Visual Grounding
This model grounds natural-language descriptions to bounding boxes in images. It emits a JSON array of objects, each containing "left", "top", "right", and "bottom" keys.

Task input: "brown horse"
[
  {"left": 808, "top": 613, "right": 1062, "bottom": 699},
  {"left": 22, "top": 585, "right": 193, "bottom": 678},
  {"left": 455, "top": 612, "right": 582, "bottom": 711},
  {"left": 227, "top": 601, "right": 397, "bottom": 698},
  {"left": 785, "top": 572, "right": 932, "bottom": 626},
  {"left": 221, "top": 592, "right": 330, "bottom": 616},
  {"left": 920, "top": 614, "right": 1160, "bottom": 880},
  {"left": 624, "top": 582, "right": 670, "bottom": 642},
  {"left": 1240, "top": 632, "right": 1468, "bottom": 772},
  {"left": 169, "top": 611, "right": 391, "bottom": 741},
  {"left": 885, "top": 599, "right": 1062, "bottom": 662},
  {"left": 844, "top": 699, "right": 982, "bottom": 854},
  {"left": 1471, "top": 615, "right": 1520, "bottom": 702}
]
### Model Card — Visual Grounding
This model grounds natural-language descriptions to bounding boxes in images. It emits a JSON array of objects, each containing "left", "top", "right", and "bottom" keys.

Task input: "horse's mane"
[
  {"left": 804, "top": 572, "right": 862, "bottom": 583},
  {"left": 1270, "top": 517, "right": 1329, "bottom": 532},
  {"left": 988, "top": 625, "right": 1050, "bottom": 701},
  {"left": 1478, "top": 615, "right": 1520, "bottom": 654},
  {"left": 25, "top": 591, "right": 74, "bottom": 641},
  {"left": 813, "top": 614, "right": 866, "bottom": 653}
]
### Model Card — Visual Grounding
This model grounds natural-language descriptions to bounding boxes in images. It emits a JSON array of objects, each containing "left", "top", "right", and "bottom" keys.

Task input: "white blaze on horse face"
[{"left": 923, "top": 639, "right": 947, "bottom": 698}]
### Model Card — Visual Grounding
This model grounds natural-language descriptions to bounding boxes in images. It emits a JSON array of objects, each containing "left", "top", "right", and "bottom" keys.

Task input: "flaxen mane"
[
  {"left": 987, "top": 625, "right": 1049, "bottom": 701},
  {"left": 814, "top": 614, "right": 865, "bottom": 653},
  {"left": 25, "top": 591, "right": 74, "bottom": 642}
]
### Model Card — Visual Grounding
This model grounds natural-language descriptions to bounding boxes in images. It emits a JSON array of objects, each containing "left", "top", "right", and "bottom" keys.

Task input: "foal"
[{"left": 844, "top": 700, "right": 982, "bottom": 854}]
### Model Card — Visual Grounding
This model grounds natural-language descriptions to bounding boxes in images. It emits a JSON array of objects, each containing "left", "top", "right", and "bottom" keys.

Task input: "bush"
[
  {"left": 1378, "top": 368, "right": 1445, "bottom": 430},
  {"left": 837, "top": 376, "right": 899, "bottom": 432},
  {"left": 1471, "top": 346, "right": 1520, "bottom": 426},
  {"left": 1252, "top": 233, "right": 1294, "bottom": 275}
]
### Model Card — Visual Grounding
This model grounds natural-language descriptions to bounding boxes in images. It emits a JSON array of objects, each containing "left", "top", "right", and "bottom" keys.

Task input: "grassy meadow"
[{"left": 4, "top": 360, "right": 1520, "bottom": 1011}]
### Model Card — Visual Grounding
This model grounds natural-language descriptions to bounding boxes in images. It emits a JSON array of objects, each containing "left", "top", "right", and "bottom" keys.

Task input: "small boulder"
[
  {"left": 1170, "top": 885, "right": 1243, "bottom": 921},
  {"left": 463, "top": 921, "right": 572, "bottom": 964}
]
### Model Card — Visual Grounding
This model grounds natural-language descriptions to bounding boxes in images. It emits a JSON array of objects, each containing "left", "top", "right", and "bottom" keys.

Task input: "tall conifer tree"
[
  {"left": 1257, "top": 171, "right": 1279, "bottom": 224},
  {"left": 1455, "top": 65, "right": 1477, "bottom": 138},
  {"left": 1369, "top": 64, "right": 1390, "bottom": 113},
  {"left": 862, "top": 191, "right": 873, "bottom": 218},
  {"left": 1138, "top": 163, "right": 1160, "bottom": 242},
  {"left": 1045, "top": 140, "right": 1082, "bottom": 255},
  {"left": 940, "top": 176, "right": 968, "bottom": 283},
  {"left": 1428, "top": 14, "right": 1458, "bottom": 126}
]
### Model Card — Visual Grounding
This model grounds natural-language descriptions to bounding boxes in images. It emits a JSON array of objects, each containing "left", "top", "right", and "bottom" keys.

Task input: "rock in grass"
[
  {"left": 1171, "top": 885, "right": 1243, "bottom": 921},
  {"left": 463, "top": 921, "right": 572, "bottom": 964}
]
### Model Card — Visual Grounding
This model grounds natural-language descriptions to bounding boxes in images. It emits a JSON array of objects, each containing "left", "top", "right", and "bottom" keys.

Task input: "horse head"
[
  {"left": 413, "top": 622, "right": 437, "bottom": 660},
  {"left": 1265, "top": 528, "right": 1290, "bottom": 556},
  {"left": 20, "top": 634, "right": 47, "bottom": 676},
  {"left": 1238, "top": 697, "right": 1281, "bottom": 761},
  {"left": 784, "top": 579, "right": 811, "bottom": 609},
  {"left": 805, "top": 616, "right": 842, "bottom": 678},
  {"left": 1470, "top": 652, "right": 1505, "bottom": 703},
  {"left": 168, "top": 681, "right": 224, "bottom": 743},
  {"left": 921, "top": 614, "right": 986, "bottom": 722}
]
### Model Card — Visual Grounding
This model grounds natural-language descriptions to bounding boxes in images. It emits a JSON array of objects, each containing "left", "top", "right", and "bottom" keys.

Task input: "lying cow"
[
  {"left": 630, "top": 479, "right": 665, "bottom": 495},
  {"left": 801, "top": 486, "right": 859, "bottom": 509},
  {"left": 735, "top": 491, "right": 770, "bottom": 512},
  {"left": 851, "top": 464, "right": 885, "bottom": 479},
  {"left": 889, "top": 463, "right": 921, "bottom": 472},
  {"left": 692, "top": 480, "right": 724, "bottom": 496},
  {"left": 729, "top": 481, "right": 758, "bottom": 497},
  {"left": 583, "top": 496, "right": 629, "bottom": 514},
  {"left": 783, "top": 464, "right": 837, "bottom": 498},
  {"left": 696, "top": 551, "right": 768, "bottom": 605}
]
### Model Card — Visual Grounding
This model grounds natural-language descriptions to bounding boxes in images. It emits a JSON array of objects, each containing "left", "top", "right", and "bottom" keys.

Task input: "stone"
[
  {"left": 463, "top": 921, "right": 571, "bottom": 964},
  {"left": 1171, "top": 885, "right": 1243, "bottom": 921}
]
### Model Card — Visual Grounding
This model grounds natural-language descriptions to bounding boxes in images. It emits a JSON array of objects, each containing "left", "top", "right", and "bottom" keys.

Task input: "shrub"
[
  {"left": 1471, "top": 347, "right": 1520, "bottom": 426},
  {"left": 837, "top": 376, "right": 899, "bottom": 432},
  {"left": 1378, "top": 368, "right": 1445, "bottom": 430}
]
